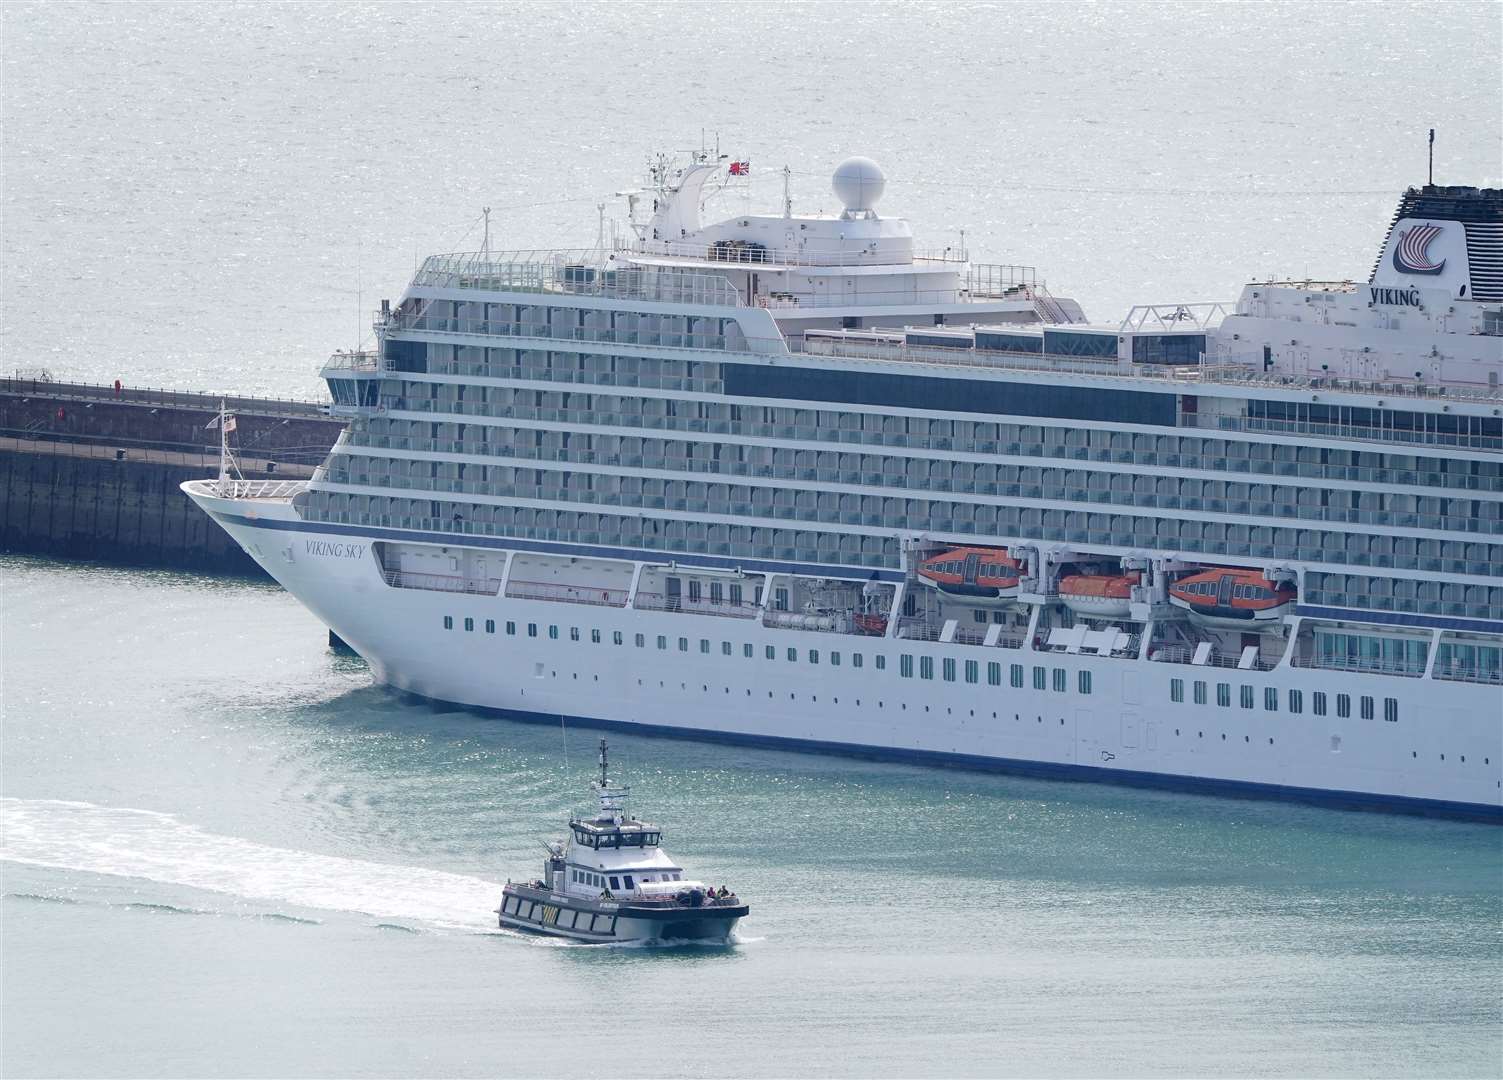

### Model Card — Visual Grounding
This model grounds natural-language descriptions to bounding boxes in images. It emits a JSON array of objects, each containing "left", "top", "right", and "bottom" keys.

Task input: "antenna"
[
  {"left": 783, "top": 165, "right": 792, "bottom": 219},
  {"left": 598, "top": 737, "right": 609, "bottom": 789},
  {"left": 482, "top": 206, "right": 492, "bottom": 259},
  {"left": 1428, "top": 128, "right": 1435, "bottom": 186}
]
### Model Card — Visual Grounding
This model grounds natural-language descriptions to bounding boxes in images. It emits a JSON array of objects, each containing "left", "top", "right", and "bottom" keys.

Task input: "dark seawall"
[{"left": 0, "top": 379, "right": 342, "bottom": 577}]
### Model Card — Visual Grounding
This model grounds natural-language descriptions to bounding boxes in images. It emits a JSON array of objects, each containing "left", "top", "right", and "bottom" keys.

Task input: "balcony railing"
[
  {"left": 1287, "top": 654, "right": 1425, "bottom": 678},
  {"left": 504, "top": 579, "right": 628, "bottom": 607},
  {"left": 381, "top": 568, "right": 500, "bottom": 596},
  {"left": 1148, "top": 644, "right": 1279, "bottom": 672},
  {"left": 633, "top": 591, "right": 760, "bottom": 618},
  {"left": 413, "top": 250, "right": 743, "bottom": 308}
]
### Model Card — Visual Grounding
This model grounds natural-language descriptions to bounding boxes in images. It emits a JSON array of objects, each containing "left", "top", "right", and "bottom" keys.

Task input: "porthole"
[
  {"left": 1221, "top": 733, "right": 1226, "bottom": 741},
  {"left": 1268, "top": 738, "right": 1273, "bottom": 745},
  {"left": 1244, "top": 735, "right": 1249, "bottom": 742},
  {"left": 1198, "top": 732, "right": 1203, "bottom": 738}
]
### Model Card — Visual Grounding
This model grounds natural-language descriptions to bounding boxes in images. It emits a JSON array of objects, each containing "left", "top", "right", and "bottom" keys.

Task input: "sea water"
[
  {"left": 3, "top": 2, "right": 1502, "bottom": 1075},
  {"left": 3, "top": 558, "right": 1501, "bottom": 1077}
]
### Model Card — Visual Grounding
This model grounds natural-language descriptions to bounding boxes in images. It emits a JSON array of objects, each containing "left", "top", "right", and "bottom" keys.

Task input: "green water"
[{"left": 3, "top": 557, "right": 1500, "bottom": 1077}]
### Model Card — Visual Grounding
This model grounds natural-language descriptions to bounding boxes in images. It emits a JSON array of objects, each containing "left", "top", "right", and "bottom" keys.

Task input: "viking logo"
[{"left": 1392, "top": 223, "right": 1446, "bottom": 276}]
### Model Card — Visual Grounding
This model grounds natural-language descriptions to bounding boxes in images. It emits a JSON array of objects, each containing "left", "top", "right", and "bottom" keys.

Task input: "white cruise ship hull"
[{"left": 190, "top": 488, "right": 1503, "bottom": 822}]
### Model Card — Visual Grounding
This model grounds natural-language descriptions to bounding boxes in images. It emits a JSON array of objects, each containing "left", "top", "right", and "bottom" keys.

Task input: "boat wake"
[{"left": 0, "top": 798, "right": 501, "bottom": 932}]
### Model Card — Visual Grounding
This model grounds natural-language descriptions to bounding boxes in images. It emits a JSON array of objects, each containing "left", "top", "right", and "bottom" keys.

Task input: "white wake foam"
[{"left": 0, "top": 798, "right": 501, "bottom": 931}]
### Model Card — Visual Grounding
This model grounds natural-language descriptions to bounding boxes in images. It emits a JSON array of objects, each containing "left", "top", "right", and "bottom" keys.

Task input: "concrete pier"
[{"left": 0, "top": 378, "right": 341, "bottom": 576}]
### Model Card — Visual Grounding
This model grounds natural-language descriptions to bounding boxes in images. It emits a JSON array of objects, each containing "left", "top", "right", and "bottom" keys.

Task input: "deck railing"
[
  {"left": 1148, "top": 645, "right": 1278, "bottom": 672},
  {"left": 381, "top": 568, "right": 500, "bottom": 596},
  {"left": 504, "top": 579, "right": 628, "bottom": 607},
  {"left": 634, "top": 591, "right": 761, "bottom": 618}
]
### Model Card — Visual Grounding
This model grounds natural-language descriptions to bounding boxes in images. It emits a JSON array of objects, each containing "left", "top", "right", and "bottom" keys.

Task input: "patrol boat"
[{"left": 497, "top": 739, "right": 748, "bottom": 942}]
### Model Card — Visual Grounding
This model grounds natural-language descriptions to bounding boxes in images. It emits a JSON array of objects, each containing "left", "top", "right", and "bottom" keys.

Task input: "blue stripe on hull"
[{"left": 399, "top": 691, "right": 1503, "bottom": 825}]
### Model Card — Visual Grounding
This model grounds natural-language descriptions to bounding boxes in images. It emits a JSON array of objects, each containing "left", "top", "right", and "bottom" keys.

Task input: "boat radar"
[{"left": 833, "top": 156, "right": 885, "bottom": 219}]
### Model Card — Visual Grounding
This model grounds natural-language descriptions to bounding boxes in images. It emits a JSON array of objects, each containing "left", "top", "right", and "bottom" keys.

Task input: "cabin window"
[
  {"left": 464, "top": 617, "right": 474, "bottom": 632},
  {"left": 1217, "top": 683, "right": 1231, "bottom": 708},
  {"left": 1384, "top": 697, "right": 1398, "bottom": 723},
  {"left": 657, "top": 635, "right": 667, "bottom": 650},
  {"left": 1336, "top": 694, "right": 1351, "bottom": 719},
  {"left": 679, "top": 637, "right": 689, "bottom": 652},
  {"left": 443, "top": 616, "right": 453, "bottom": 630},
  {"left": 744, "top": 644, "right": 753, "bottom": 658},
  {"left": 592, "top": 629, "right": 602, "bottom": 644},
  {"left": 507, "top": 622, "right": 516, "bottom": 635},
  {"left": 710, "top": 582, "right": 722, "bottom": 604},
  {"left": 787, "top": 648, "right": 797, "bottom": 662},
  {"left": 570, "top": 626, "right": 580, "bottom": 641},
  {"left": 1240, "top": 685, "right": 1254, "bottom": 710},
  {"left": 766, "top": 646, "right": 776, "bottom": 660},
  {"left": 485, "top": 619, "right": 495, "bottom": 634},
  {"left": 1052, "top": 669, "right": 1066, "bottom": 693},
  {"left": 634, "top": 633, "right": 644, "bottom": 647},
  {"left": 1289, "top": 689, "right": 1303, "bottom": 714},
  {"left": 623, "top": 875, "right": 634, "bottom": 890},
  {"left": 875, "top": 655, "right": 886, "bottom": 670},
  {"left": 1078, "top": 671, "right": 1092, "bottom": 695},
  {"left": 774, "top": 588, "right": 789, "bottom": 611},
  {"left": 901, "top": 655, "right": 914, "bottom": 678},
  {"left": 527, "top": 623, "right": 537, "bottom": 637},
  {"left": 722, "top": 641, "right": 732, "bottom": 656},
  {"left": 1011, "top": 664, "right": 1024, "bottom": 688},
  {"left": 549, "top": 625, "right": 559, "bottom": 639},
  {"left": 854, "top": 654, "right": 864, "bottom": 669},
  {"left": 613, "top": 631, "right": 623, "bottom": 645},
  {"left": 1033, "top": 667, "right": 1046, "bottom": 691},
  {"left": 919, "top": 656, "right": 934, "bottom": 680},
  {"left": 831, "top": 652, "right": 841, "bottom": 667},
  {"left": 700, "top": 639, "right": 710, "bottom": 654},
  {"left": 973, "top": 610, "right": 988, "bottom": 625},
  {"left": 729, "top": 584, "right": 742, "bottom": 605},
  {"left": 1170, "top": 678, "right": 1184, "bottom": 703},
  {"left": 1360, "top": 696, "right": 1375, "bottom": 721},
  {"left": 1313, "top": 692, "right": 1328, "bottom": 716},
  {"left": 942, "top": 658, "right": 956, "bottom": 682},
  {"left": 1264, "top": 687, "right": 1278, "bottom": 712},
  {"left": 988, "top": 662, "right": 1001, "bottom": 686},
  {"left": 1194, "top": 680, "right": 1207, "bottom": 705},
  {"left": 810, "top": 650, "right": 820, "bottom": 664}
]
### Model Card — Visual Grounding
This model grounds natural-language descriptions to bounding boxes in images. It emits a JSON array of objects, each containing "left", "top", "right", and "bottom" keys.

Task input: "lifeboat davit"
[
  {"left": 916, "top": 546, "right": 1023, "bottom": 607},
  {"left": 1168, "top": 568, "right": 1295, "bottom": 631},
  {"left": 1058, "top": 572, "right": 1139, "bottom": 619}
]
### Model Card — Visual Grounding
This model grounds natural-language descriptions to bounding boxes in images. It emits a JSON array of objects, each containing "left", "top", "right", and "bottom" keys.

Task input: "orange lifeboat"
[
  {"left": 1168, "top": 568, "right": 1295, "bottom": 631},
  {"left": 1058, "top": 572, "right": 1139, "bottom": 618},
  {"left": 916, "top": 546, "right": 1023, "bottom": 607}
]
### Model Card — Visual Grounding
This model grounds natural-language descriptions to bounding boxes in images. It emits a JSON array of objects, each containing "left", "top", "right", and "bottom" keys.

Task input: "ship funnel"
[{"left": 1369, "top": 184, "right": 1503, "bottom": 301}]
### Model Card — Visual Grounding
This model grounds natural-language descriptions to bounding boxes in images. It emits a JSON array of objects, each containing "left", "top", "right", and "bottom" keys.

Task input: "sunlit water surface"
[{"left": 3, "top": 558, "right": 1500, "bottom": 1077}]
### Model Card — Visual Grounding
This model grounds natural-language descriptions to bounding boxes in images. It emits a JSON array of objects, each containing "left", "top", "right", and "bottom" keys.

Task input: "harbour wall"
[{"left": 0, "top": 378, "right": 341, "bottom": 577}]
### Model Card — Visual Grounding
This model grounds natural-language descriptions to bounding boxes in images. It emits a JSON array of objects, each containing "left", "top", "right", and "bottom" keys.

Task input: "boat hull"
[
  {"left": 180, "top": 491, "right": 1503, "bottom": 823},
  {"left": 499, "top": 887, "right": 746, "bottom": 943}
]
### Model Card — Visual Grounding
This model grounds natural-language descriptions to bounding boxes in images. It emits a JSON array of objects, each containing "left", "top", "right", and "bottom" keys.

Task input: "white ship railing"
[
  {"left": 209, "top": 479, "right": 308, "bottom": 500},
  {"left": 505, "top": 579, "right": 628, "bottom": 607},
  {"left": 625, "top": 238, "right": 969, "bottom": 268},
  {"left": 1433, "top": 665, "right": 1503, "bottom": 686},
  {"left": 1148, "top": 645, "right": 1278, "bottom": 672},
  {"left": 413, "top": 249, "right": 743, "bottom": 308},
  {"left": 1287, "top": 654, "right": 1425, "bottom": 678},
  {"left": 634, "top": 591, "right": 760, "bottom": 618},
  {"left": 381, "top": 568, "right": 500, "bottom": 596}
]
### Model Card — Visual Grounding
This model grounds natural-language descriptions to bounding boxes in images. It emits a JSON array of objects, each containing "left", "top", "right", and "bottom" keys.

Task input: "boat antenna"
[
  {"left": 598, "top": 737, "right": 609, "bottom": 790},
  {"left": 482, "top": 206, "right": 492, "bottom": 259},
  {"left": 1427, "top": 128, "right": 1435, "bottom": 187},
  {"left": 783, "top": 164, "right": 792, "bottom": 219}
]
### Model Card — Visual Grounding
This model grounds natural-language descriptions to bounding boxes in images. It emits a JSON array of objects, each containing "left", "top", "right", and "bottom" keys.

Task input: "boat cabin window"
[{"left": 609, "top": 877, "right": 620, "bottom": 890}]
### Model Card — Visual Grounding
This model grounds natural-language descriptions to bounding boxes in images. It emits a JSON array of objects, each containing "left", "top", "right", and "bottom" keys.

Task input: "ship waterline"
[{"left": 187, "top": 154, "right": 1503, "bottom": 820}]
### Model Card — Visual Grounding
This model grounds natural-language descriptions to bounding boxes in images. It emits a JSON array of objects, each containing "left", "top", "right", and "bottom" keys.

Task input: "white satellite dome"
[{"left": 833, "top": 156, "right": 885, "bottom": 214}]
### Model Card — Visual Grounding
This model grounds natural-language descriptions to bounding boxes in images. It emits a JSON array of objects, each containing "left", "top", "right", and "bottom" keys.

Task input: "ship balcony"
[{"left": 323, "top": 351, "right": 384, "bottom": 417}]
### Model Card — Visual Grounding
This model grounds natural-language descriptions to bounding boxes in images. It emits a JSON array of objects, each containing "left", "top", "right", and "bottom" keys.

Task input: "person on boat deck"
[{"left": 600, "top": 886, "right": 613, "bottom": 900}]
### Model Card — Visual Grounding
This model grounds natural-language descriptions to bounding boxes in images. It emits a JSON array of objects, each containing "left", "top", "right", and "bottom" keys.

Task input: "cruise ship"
[{"left": 185, "top": 153, "right": 1503, "bottom": 821}]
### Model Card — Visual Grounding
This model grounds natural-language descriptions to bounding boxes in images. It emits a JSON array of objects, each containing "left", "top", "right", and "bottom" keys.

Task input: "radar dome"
[{"left": 833, "top": 156, "right": 885, "bottom": 214}]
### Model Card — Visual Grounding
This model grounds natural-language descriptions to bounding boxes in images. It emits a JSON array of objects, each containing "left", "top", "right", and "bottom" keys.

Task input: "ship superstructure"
[{"left": 185, "top": 155, "right": 1503, "bottom": 821}]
